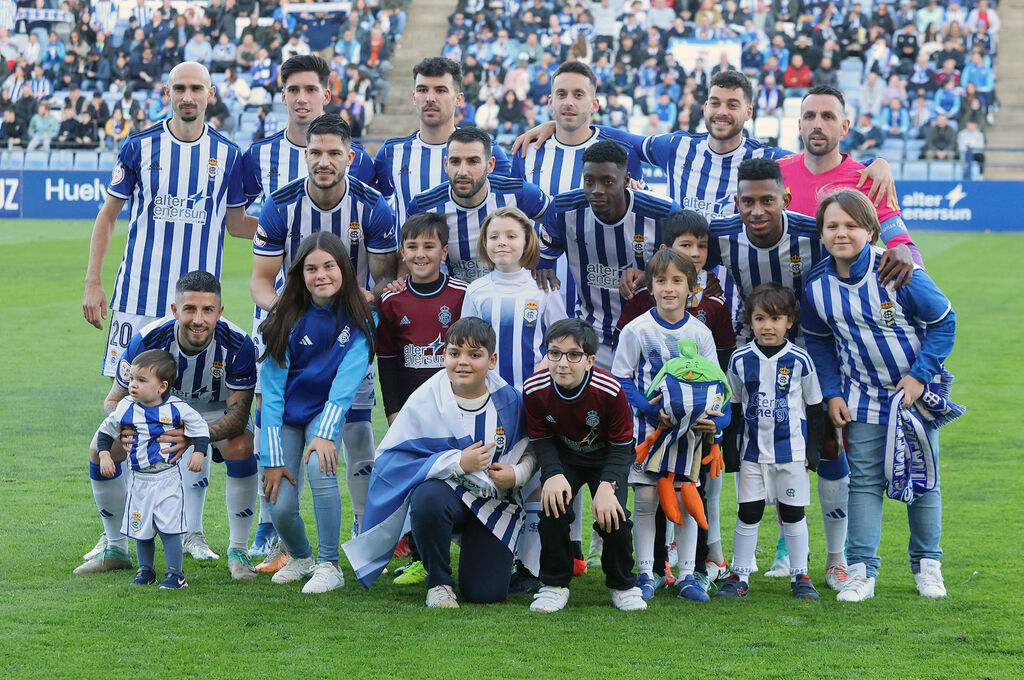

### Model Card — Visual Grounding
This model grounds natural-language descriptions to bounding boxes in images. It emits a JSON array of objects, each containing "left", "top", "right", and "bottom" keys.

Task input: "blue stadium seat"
[
  {"left": 50, "top": 151, "right": 74, "bottom": 170},
  {"left": 24, "top": 151, "right": 49, "bottom": 169},
  {"left": 0, "top": 152, "right": 7, "bottom": 168},
  {"left": 906, "top": 138, "right": 926, "bottom": 157},
  {"left": 881, "top": 139, "right": 906, "bottom": 159},
  {"left": 74, "top": 151, "right": 99, "bottom": 170},
  {"left": 902, "top": 161, "right": 929, "bottom": 180},
  {"left": 6, "top": 150, "right": 24, "bottom": 168},
  {"left": 970, "top": 162, "right": 983, "bottom": 180},
  {"left": 889, "top": 161, "right": 903, "bottom": 180},
  {"left": 98, "top": 151, "right": 116, "bottom": 169},
  {"left": 928, "top": 162, "right": 956, "bottom": 181}
]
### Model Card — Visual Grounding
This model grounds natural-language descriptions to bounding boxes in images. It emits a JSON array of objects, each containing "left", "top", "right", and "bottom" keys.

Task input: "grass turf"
[{"left": 0, "top": 221, "right": 1022, "bottom": 679}]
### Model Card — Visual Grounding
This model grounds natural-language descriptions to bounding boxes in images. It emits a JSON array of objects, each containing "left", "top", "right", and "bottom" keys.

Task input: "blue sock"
[
  {"left": 136, "top": 537, "right": 155, "bottom": 572},
  {"left": 160, "top": 532, "right": 183, "bottom": 576}
]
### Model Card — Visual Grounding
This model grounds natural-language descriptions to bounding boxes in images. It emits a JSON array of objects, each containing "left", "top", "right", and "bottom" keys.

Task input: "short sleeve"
[
  {"left": 523, "top": 389, "right": 554, "bottom": 440},
  {"left": 350, "top": 145, "right": 376, "bottom": 186},
  {"left": 225, "top": 151, "right": 247, "bottom": 207},
  {"left": 365, "top": 196, "right": 398, "bottom": 254},
  {"left": 107, "top": 140, "right": 137, "bottom": 199},
  {"left": 800, "top": 358, "right": 823, "bottom": 405},
  {"left": 225, "top": 335, "right": 257, "bottom": 391},
  {"left": 179, "top": 403, "right": 212, "bottom": 439},
  {"left": 116, "top": 330, "right": 147, "bottom": 389},
  {"left": 726, "top": 357, "right": 743, "bottom": 404},
  {"left": 255, "top": 194, "right": 287, "bottom": 257},
  {"left": 491, "top": 142, "right": 513, "bottom": 176},
  {"left": 241, "top": 147, "right": 263, "bottom": 205},
  {"left": 641, "top": 132, "right": 677, "bottom": 167},
  {"left": 539, "top": 208, "right": 565, "bottom": 259},
  {"left": 372, "top": 144, "right": 395, "bottom": 198},
  {"left": 521, "top": 182, "right": 551, "bottom": 221}
]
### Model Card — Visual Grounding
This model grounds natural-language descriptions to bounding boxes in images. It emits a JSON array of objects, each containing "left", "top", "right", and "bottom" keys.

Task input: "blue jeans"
[
  {"left": 845, "top": 421, "right": 942, "bottom": 578},
  {"left": 269, "top": 421, "right": 344, "bottom": 563}
]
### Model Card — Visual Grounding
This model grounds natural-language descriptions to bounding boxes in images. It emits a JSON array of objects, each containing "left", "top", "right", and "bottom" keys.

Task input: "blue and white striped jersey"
[
  {"left": 372, "top": 131, "right": 513, "bottom": 225},
  {"left": 98, "top": 395, "right": 210, "bottom": 471},
  {"left": 801, "top": 245, "right": 956, "bottom": 425},
  {"left": 727, "top": 341, "right": 823, "bottom": 464},
  {"left": 540, "top": 189, "right": 681, "bottom": 347},
  {"left": 462, "top": 268, "right": 567, "bottom": 391},
  {"left": 255, "top": 176, "right": 398, "bottom": 290},
  {"left": 117, "top": 316, "right": 257, "bottom": 412},
  {"left": 708, "top": 210, "right": 828, "bottom": 341},
  {"left": 612, "top": 309, "right": 718, "bottom": 472},
  {"left": 107, "top": 122, "right": 246, "bottom": 317},
  {"left": 408, "top": 174, "right": 550, "bottom": 283}
]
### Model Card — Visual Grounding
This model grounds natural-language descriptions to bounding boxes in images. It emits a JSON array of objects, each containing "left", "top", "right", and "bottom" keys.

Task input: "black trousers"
[{"left": 538, "top": 462, "right": 636, "bottom": 590}]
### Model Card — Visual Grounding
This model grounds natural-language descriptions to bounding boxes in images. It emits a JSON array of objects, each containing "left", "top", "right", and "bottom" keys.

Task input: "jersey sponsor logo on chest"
[
  {"left": 585, "top": 262, "right": 625, "bottom": 290},
  {"left": 403, "top": 333, "right": 445, "bottom": 369}
]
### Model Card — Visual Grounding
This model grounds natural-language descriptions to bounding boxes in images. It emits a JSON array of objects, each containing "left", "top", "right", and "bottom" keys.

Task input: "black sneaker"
[
  {"left": 508, "top": 560, "right": 542, "bottom": 595},
  {"left": 715, "top": 575, "right": 748, "bottom": 598},
  {"left": 131, "top": 567, "right": 157, "bottom": 586},
  {"left": 158, "top": 571, "right": 188, "bottom": 589}
]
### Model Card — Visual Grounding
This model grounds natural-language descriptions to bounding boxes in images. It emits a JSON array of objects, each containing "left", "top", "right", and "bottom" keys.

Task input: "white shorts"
[
  {"left": 737, "top": 460, "right": 810, "bottom": 507},
  {"left": 101, "top": 311, "right": 160, "bottom": 378},
  {"left": 122, "top": 464, "right": 187, "bottom": 539},
  {"left": 352, "top": 364, "right": 376, "bottom": 411}
]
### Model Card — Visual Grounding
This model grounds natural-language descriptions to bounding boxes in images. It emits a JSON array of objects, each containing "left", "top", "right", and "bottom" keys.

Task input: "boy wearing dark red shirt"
[{"left": 524, "top": 319, "right": 645, "bottom": 613}]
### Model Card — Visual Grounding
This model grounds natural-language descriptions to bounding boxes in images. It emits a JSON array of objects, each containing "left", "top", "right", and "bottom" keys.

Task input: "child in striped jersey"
[
  {"left": 720, "top": 283, "right": 825, "bottom": 600},
  {"left": 462, "top": 206, "right": 567, "bottom": 592},
  {"left": 802, "top": 191, "right": 955, "bottom": 602},
  {"left": 612, "top": 249, "right": 725, "bottom": 602},
  {"left": 95, "top": 350, "right": 210, "bottom": 589}
]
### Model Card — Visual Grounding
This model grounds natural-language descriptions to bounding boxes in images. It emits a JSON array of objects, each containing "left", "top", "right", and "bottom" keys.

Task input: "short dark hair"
[
  {"left": 552, "top": 60, "right": 597, "bottom": 91},
  {"left": 661, "top": 210, "right": 709, "bottom": 247},
  {"left": 132, "top": 349, "right": 177, "bottom": 394},
  {"left": 280, "top": 54, "right": 331, "bottom": 89},
  {"left": 401, "top": 212, "right": 450, "bottom": 246},
  {"left": 447, "top": 125, "right": 493, "bottom": 156},
  {"left": 306, "top": 113, "right": 351, "bottom": 144},
  {"left": 644, "top": 248, "right": 697, "bottom": 290},
  {"left": 803, "top": 84, "right": 846, "bottom": 110},
  {"left": 743, "top": 282, "right": 798, "bottom": 324},
  {"left": 544, "top": 318, "right": 598, "bottom": 356},
  {"left": 446, "top": 316, "right": 496, "bottom": 354},
  {"left": 581, "top": 140, "right": 628, "bottom": 168},
  {"left": 413, "top": 56, "right": 463, "bottom": 92},
  {"left": 709, "top": 69, "right": 753, "bottom": 103},
  {"left": 175, "top": 270, "right": 221, "bottom": 299},
  {"left": 737, "top": 157, "right": 784, "bottom": 185}
]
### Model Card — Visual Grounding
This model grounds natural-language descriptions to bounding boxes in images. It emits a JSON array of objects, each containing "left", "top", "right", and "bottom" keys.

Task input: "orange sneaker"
[
  {"left": 573, "top": 558, "right": 588, "bottom": 576},
  {"left": 255, "top": 540, "right": 289, "bottom": 574}
]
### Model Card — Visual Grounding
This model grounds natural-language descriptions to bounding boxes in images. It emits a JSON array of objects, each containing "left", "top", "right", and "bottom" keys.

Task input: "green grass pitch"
[{"left": 1, "top": 220, "right": 1022, "bottom": 679}]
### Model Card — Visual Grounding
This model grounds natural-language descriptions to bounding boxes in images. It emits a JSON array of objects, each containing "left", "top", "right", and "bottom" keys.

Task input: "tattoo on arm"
[
  {"left": 369, "top": 252, "right": 398, "bottom": 298},
  {"left": 208, "top": 389, "right": 254, "bottom": 442}
]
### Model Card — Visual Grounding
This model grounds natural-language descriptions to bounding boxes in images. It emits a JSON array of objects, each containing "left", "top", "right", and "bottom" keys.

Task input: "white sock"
[
  {"left": 569, "top": 493, "right": 583, "bottom": 543},
  {"left": 732, "top": 520, "right": 760, "bottom": 580},
  {"left": 676, "top": 515, "right": 698, "bottom": 578},
  {"left": 342, "top": 419, "right": 374, "bottom": 531},
  {"left": 519, "top": 501, "right": 542, "bottom": 576},
  {"left": 224, "top": 458, "right": 259, "bottom": 551},
  {"left": 633, "top": 485, "right": 658, "bottom": 577},
  {"left": 818, "top": 475, "right": 849, "bottom": 561},
  {"left": 783, "top": 518, "right": 810, "bottom": 578},
  {"left": 705, "top": 474, "right": 723, "bottom": 545},
  {"left": 182, "top": 450, "right": 211, "bottom": 534},
  {"left": 90, "top": 464, "right": 128, "bottom": 552}
]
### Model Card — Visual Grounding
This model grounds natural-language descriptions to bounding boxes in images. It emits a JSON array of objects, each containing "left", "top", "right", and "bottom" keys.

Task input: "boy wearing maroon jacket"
[{"left": 524, "top": 319, "right": 646, "bottom": 613}]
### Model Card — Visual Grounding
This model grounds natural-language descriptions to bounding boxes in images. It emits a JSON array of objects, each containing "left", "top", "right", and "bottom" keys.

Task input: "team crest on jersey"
[
  {"left": 880, "top": 301, "right": 896, "bottom": 326},
  {"left": 207, "top": 157, "right": 218, "bottom": 180},
  {"left": 253, "top": 226, "right": 268, "bottom": 248},
  {"left": 523, "top": 300, "right": 539, "bottom": 324},
  {"left": 348, "top": 222, "right": 361, "bottom": 243},
  {"left": 495, "top": 426, "right": 506, "bottom": 451},
  {"left": 211, "top": 361, "right": 224, "bottom": 379},
  {"left": 111, "top": 163, "right": 125, "bottom": 185},
  {"left": 130, "top": 512, "right": 142, "bottom": 534},
  {"left": 338, "top": 325, "right": 351, "bottom": 345},
  {"left": 632, "top": 234, "right": 645, "bottom": 254},
  {"left": 160, "top": 415, "right": 173, "bottom": 425},
  {"left": 790, "top": 255, "right": 802, "bottom": 275},
  {"left": 697, "top": 309, "right": 707, "bottom": 323},
  {"left": 438, "top": 305, "right": 452, "bottom": 325},
  {"left": 777, "top": 367, "right": 791, "bottom": 388},
  {"left": 585, "top": 410, "right": 601, "bottom": 428},
  {"left": 118, "top": 359, "right": 132, "bottom": 383}
]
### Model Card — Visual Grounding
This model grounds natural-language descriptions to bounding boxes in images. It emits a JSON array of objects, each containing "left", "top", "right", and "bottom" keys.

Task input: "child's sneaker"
[
  {"left": 270, "top": 555, "right": 315, "bottom": 584},
  {"left": 914, "top": 558, "right": 947, "bottom": 598},
  {"left": 584, "top": 540, "right": 602, "bottom": 569},
  {"left": 636, "top": 573, "right": 657, "bottom": 601},
  {"left": 394, "top": 560, "right": 427, "bottom": 585},
  {"left": 131, "top": 567, "right": 157, "bottom": 586},
  {"left": 83, "top": 532, "right": 107, "bottom": 561},
  {"left": 531, "top": 585, "right": 569, "bottom": 612},
  {"left": 836, "top": 563, "right": 875, "bottom": 602},
  {"left": 676, "top": 574, "right": 711, "bottom": 601},
  {"left": 573, "top": 540, "right": 589, "bottom": 575},
  {"left": 692, "top": 571, "right": 715, "bottom": 594},
  {"left": 227, "top": 548, "right": 258, "bottom": 580},
  {"left": 256, "top": 538, "right": 289, "bottom": 573},
  {"left": 183, "top": 531, "right": 219, "bottom": 560},
  {"left": 248, "top": 522, "right": 278, "bottom": 557},
  {"left": 824, "top": 563, "right": 848, "bottom": 591},
  {"left": 715, "top": 575, "right": 748, "bottom": 597},
  {"left": 765, "top": 540, "right": 790, "bottom": 578},
  {"left": 791, "top": 574, "right": 820, "bottom": 600},
  {"left": 610, "top": 587, "right": 647, "bottom": 611},
  {"left": 705, "top": 559, "right": 730, "bottom": 582},
  {"left": 425, "top": 584, "right": 459, "bottom": 608},
  {"left": 664, "top": 561, "right": 675, "bottom": 586},
  {"left": 158, "top": 571, "right": 188, "bottom": 589},
  {"left": 302, "top": 562, "right": 345, "bottom": 594},
  {"left": 508, "top": 561, "right": 542, "bottom": 595}
]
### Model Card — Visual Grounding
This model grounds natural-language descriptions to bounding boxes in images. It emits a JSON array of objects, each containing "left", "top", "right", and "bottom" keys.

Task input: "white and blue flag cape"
[
  {"left": 342, "top": 370, "right": 529, "bottom": 587},
  {"left": 884, "top": 369, "right": 965, "bottom": 504}
]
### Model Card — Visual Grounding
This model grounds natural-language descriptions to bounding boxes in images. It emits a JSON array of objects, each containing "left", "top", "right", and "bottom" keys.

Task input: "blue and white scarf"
[
  {"left": 884, "top": 369, "right": 965, "bottom": 504},
  {"left": 342, "top": 370, "right": 528, "bottom": 587}
]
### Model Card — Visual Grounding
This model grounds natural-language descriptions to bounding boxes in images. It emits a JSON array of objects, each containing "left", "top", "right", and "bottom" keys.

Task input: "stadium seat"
[
  {"left": 928, "top": 162, "right": 956, "bottom": 181},
  {"left": 753, "top": 116, "right": 780, "bottom": 143},
  {"left": 881, "top": 139, "right": 906, "bottom": 159},
  {"left": 6, "top": 150, "right": 24, "bottom": 168},
  {"left": 782, "top": 97, "right": 802, "bottom": 118},
  {"left": 24, "top": 151, "right": 49, "bottom": 169},
  {"left": 779, "top": 117, "right": 799, "bottom": 152},
  {"left": 0, "top": 152, "right": 7, "bottom": 168},
  {"left": 902, "top": 161, "right": 929, "bottom": 180},
  {"left": 888, "top": 161, "right": 903, "bottom": 180},
  {"left": 906, "top": 139, "right": 926, "bottom": 157},
  {"left": 98, "top": 151, "right": 116, "bottom": 169},
  {"left": 74, "top": 152, "right": 99, "bottom": 170},
  {"left": 50, "top": 151, "right": 74, "bottom": 170},
  {"left": 970, "top": 162, "right": 983, "bottom": 180}
]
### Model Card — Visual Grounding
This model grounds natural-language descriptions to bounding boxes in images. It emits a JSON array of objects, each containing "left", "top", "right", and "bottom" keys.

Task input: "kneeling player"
[{"left": 525, "top": 319, "right": 646, "bottom": 612}]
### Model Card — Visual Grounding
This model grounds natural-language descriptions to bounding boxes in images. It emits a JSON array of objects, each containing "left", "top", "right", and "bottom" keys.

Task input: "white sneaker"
[
  {"left": 765, "top": 552, "right": 790, "bottom": 578},
  {"left": 183, "top": 532, "right": 220, "bottom": 560},
  {"left": 271, "top": 555, "right": 315, "bottom": 584},
  {"left": 825, "top": 563, "right": 849, "bottom": 591},
  {"left": 301, "top": 562, "right": 345, "bottom": 593},
  {"left": 705, "top": 560, "right": 730, "bottom": 582},
  {"left": 530, "top": 585, "right": 570, "bottom": 612},
  {"left": 837, "top": 563, "right": 876, "bottom": 602},
  {"left": 83, "top": 532, "right": 107, "bottom": 560},
  {"left": 425, "top": 584, "right": 459, "bottom": 608},
  {"left": 610, "top": 586, "right": 648, "bottom": 611},
  {"left": 914, "top": 558, "right": 947, "bottom": 598}
]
